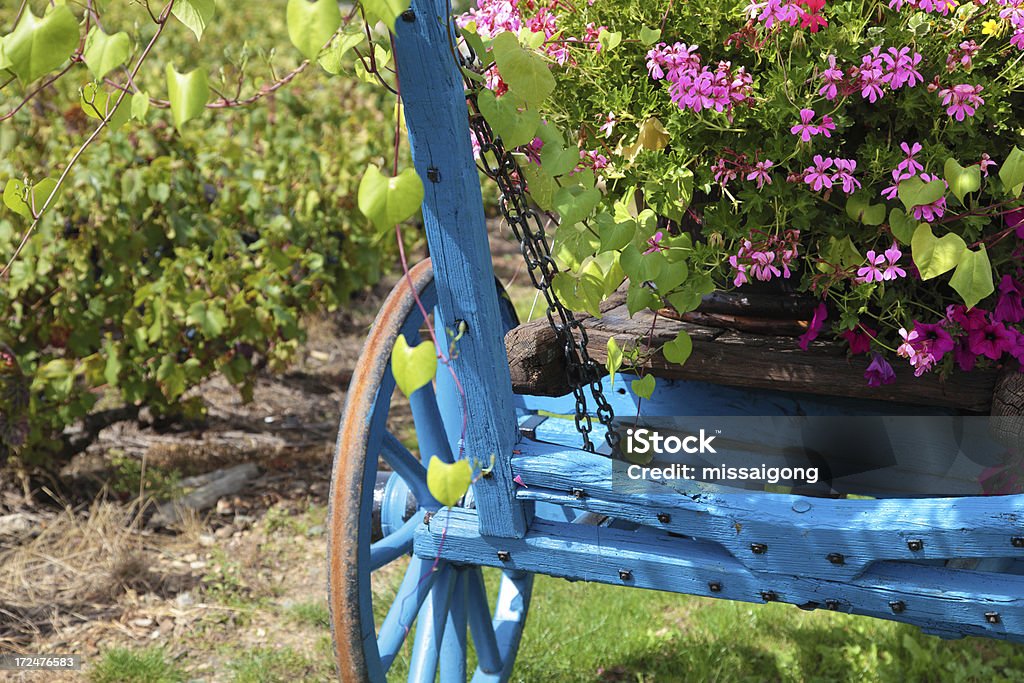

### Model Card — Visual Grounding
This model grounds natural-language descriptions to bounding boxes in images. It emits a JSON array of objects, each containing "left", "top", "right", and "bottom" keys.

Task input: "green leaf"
[
  {"left": 551, "top": 271, "right": 603, "bottom": 317},
  {"left": 172, "top": 0, "right": 216, "bottom": 41},
  {"left": 944, "top": 158, "right": 981, "bottom": 203},
  {"left": 519, "top": 163, "right": 557, "bottom": 211},
  {"left": 599, "top": 214, "right": 636, "bottom": 253},
  {"left": 426, "top": 456, "right": 472, "bottom": 508},
  {"left": 187, "top": 301, "right": 228, "bottom": 336},
  {"left": 83, "top": 28, "right": 130, "bottom": 80},
  {"left": 2, "top": 6, "right": 78, "bottom": 82},
  {"left": 817, "top": 235, "right": 862, "bottom": 274},
  {"left": 639, "top": 26, "right": 662, "bottom": 46},
  {"left": 949, "top": 246, "right": 994, "bottom": 310},
  {"left": 606, "top": 337, "right": 623, "bottom": 387},
  {"left": 888, "top": 208, "right": 919, "bottom": 245},
  {"left": 318, "top": 27, "right": 365, "bottom": 74},
  {"left": 287, "top": 0, "right": 342, "bottom": 60},
  {"left": 165, "top": 65, "right": 209, "bottom": 131},
  {"left": 131, "top": 91, "right": 150, "bottom": 120},
  {"left": 477, "top": 90, "right": 540, "bottom": 149},
  {"left": 80, "top": 83, "right": 130, "bottom": 131},
  {"left": 597, "top": 29, "right": 622, "bottom": 52},
  {"left": 662, "top": 331, "right": 692, "bottom": 365},
  {"left": 846, "top": 192, "right": 886, "bottom": 225},
  {"left": 491, "top": 31, "right": 555, "bottom": 107},
  {"left": 103, "top": 343, "right": 122, "bottom": 387},
  {"left": 3, "top": 178, "right": 57, "bottom": 218},
  {"left": 358, "top": 166, "right": 424, "bottom": 232},
  {"left": 1000, "top": 146, "right": 1024, "bottom": 197},
  {"left": 621, "top": 117, "right": 670, "bottom": 161},
  {"left": 391, "top": 335, "right": 437, "bottom": 397},
  {"left": 898, "top": 176, "right": 946, "bottom": 212},
  {"left": 552, "top": 184, "right": 601, "bottom": 227},
  {"left": 627, "top": 283, "right": 658, "bottom": 315},
  {"left": 910, "top": 223, "right": 967, "bottom": 280},
  {"left": 631, "top": 374, "right": 656, "bottom": 400},
  {"left": 361, "top": 0, "right": 411, "bottom": 31}
]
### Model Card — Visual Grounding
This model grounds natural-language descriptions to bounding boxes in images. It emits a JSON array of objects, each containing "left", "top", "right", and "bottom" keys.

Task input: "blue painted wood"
[
  {"left": 381, "top": 433, "right": 434, "bottom": 507},
  {"left": 509, "top": 441, "right": 1024, "bottom": 581},
  {"left": 378, "top": 556, "right": 441, "bottom": 672},
  {"left": 466, "top": 567, "right": 502, "bottom": 674},
  {"left": 417, "top": 508, "right": 1024, "bottom": 643},
  {"left": 471, "top": 569, "right": 534, "bottom": 683},
  {"left": 370, "top": 510, "right": 425, "bottom": 571},
  {"left": 440, "top": 571, "right": 469, "bottom": 683},
  {"left": 409, "top": 565, "right": 455, "bottom": 683},
  {"left": 408, "top": 384, "right": 455, "bottom": 465},
  {"left": 394, "top": 0, "right": 525, "bottom": 538}
]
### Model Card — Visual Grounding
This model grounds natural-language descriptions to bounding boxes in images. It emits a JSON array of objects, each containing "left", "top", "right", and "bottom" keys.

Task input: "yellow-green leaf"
[
  {"left": 632, "top": 374, "right": 656, "bottom": 400},
  {"left": 362, "top": 0, "right": 412, "bottom": 31},
  {"left": 607, "top": 337, "right": 623, "bottom": 386},
  {"left": 83, "top": 28, "right": 130, "bottom": 80},
  {"left": 944, "top": 158, "right": 981, "bottom": 203},
  {"left": 172, "top": 0, "right": 216, "bottom": 41},
  {"left": 3, "top": 178, "right": 57, "bottom": 218},
  {"left": 910, "top": 223, "right": 966, "bottom": 280},
  {"left": 2, "top": 6, "right": 79, "bottom": 83},
  {"left": 166, "top": 65, "right": 209, "bottom": 131},
  {"left": 80, "top": 83, "right": 131, "bottom": 131},
  {"left": 358, "top": 166, "right": 424, "bottom": 232},
  {"left": 391, "top": 335, "right": 437, "bottom": 397},
  {"left": 1000, "top": 146, "right": 1024, "bottom": 197},
  {"left": 287, "top": 0, "right": 342, "bottom": 60},
  {"left": 426, "top": 456, "right": 472, "bottom": 508},
  {"left": 662, "top": 330, "right": 692, "bottom": 365},
  {"left": 949, "top": 246, "right": 994, "bottom": 310},
  {"left": 491, "top": 31, "right": 555, "bottom": 107}
]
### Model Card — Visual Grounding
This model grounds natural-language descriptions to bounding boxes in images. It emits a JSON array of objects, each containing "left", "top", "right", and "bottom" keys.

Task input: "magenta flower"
[
  {"left": 599, "top": 112, "right": 617, "bottom": 138},
  {"left": 938, "top": 83, "right": 985, "bottom": 121},
  {"left": 804, "top": 155, "right": 834, "bottom": 191},
  {"left": 842, "top": 325, "right": 877, "bottom": 354},
  {"left": 820, "top": 55, "right": 843, "bottom": 100},
  {"left": 995, "top": 275, "right": 1024, "bottom": 324},
  {"left": 746, "top": 159, "right": 774, "bottom": 188},
  {"left": 968, "top": 320, "right": 1016, "bottom": 360},
  {"left": 897, "top": 327, "right": 919, "bottom": 359},
  {"left": 954, "top": 339, "right": 977, "bottom": 371},
  {"left": 979, "top": 153, "right": 998, "bottom": 177},
  {"left": 857, "top": 250, "right": 886, "bottom": 283},
  {"left": 910, "top": 173, "right": 948, "bottom": 221},
  {"left": 911, "top": 320, "right": 956, "bottom": 361},
  {"left": 818, "top": 114, "right": 836, "bottom": 138},
  {"left": 791, "top": 108, "right": 819, "bottom": 142},
  {"left": 831, "top": 158, "right": 861, "bottom": 194},
  {"left": 798, "top": 302, "right": 829, "bottom": 350},
  {"left": 882, "top": 242, "right": 907, "bottom": 280},
  {"left": 644, "top": 231, "right": 666, "bottom": 255},
  {"left": 896, "top": 142, "right": 924, "bottom": 176},
  {"left": 865, "top": 353, "right": 896, "bottom": 387},
  {"left": 946, "top": 303, "right": 988, "bottom": 333},
  {"left": 1007, "top": 207, "right": 1024, "bottom": 239}
]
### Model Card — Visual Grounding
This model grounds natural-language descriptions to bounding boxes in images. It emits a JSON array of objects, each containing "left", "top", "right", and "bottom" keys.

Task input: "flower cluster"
[
  {"left": 728, "top": 231, "right": 800, "bottom": 287},
  {"left": 937, "top": 83, "right": 986, "bottom": 121},
  {"left": 790, "top": 108, "right": 835, "bottom": 142},
  {"left": 888, "top": 0, "right": 956, "bottom": 15},
  {"left": 820, "top": 46, "right": 925, "bottom": 103},
  {"left": 879, "top": 144, "right": 951, "bottom": 220},
  {"left": 647, "top": 43, "right": 754, "bottom": 116},
  {"left": 801, "top": 155, "right": 860, "bottom": 194},
  {"left": 856, "top": 243, "right": 906, "bottom": 283},
  {"left": 745, "top": 0, "right": 829, "bottom": 32},
  {"left": 998, "top": 0, "right": 1024, "bottom": 49},
  {"left": 711, "top": 150, "right": 776, "bottom": 188}
]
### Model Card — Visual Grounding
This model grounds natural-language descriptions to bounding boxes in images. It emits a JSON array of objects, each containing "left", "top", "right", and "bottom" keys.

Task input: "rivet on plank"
[
  {"left": 496, "top": 550, "right": 511, "bottom": 562},
  {"left": 571, "top": 487, "right": 586, "bottom": 499},
  {"left": 889, "top": 600, "right": 906, "bottom": 614},
  {"left": 427, "top": 167, "right": 441, "bottom": 183},
  {"left": 657, "top": 512, "right": 671, "bottom": 524},
  {"left": 750, "top": 543, "right": 768, "bottom": 555},
  {"left": 708, "top": 581, "right": 722, "bottom": 593},
  {"left": 618, "top": 569, "right": 633, "bottom": 581},
  {"left": 907, "top": 539, "right": 924, "bottom": 552},
  {"left": 401, "top": 9, "right": 416, "bottom": 22},
  {"left": 825, "top": 599, "right": 840, "bottom": 611},
  {"left": 827, "top": 553, "right": 845, "bottom": 565},
  {"left": 1012, "top": 537, "right": 1024, "bottom": 548},
  {"left": 985, "top": 612, "right": 1001, "bottom": 624},
  {"left": 760, "top": 590, "right": 777, "bottom": 602}
]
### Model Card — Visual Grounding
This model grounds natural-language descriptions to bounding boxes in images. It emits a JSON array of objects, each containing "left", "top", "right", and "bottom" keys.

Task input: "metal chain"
[{"left": 458, "top": 59, "right": 620, "bottom": 452}]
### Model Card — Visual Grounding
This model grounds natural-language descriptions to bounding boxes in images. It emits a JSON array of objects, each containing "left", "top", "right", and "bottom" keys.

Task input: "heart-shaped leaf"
[
  {"left": 3, "top": 178, "right": 57, "bottom": 218},
  {"left": 631, "top": 374, "right": 656, "bottom": 400},
  {"left": 846, "top": 192, "right": 886, "bottom": 225},
  {"left": 491, "top": 31, "right": 555, "bottom": 107},
  {"left": 888, "top": 208, "right": 919, "bottom": 245},
  {"left": 911, "top": 223, "right": 967, "bottom": 280},
  {"left": 944, "top": 158, "right": 981, "bottom": 203},
  {"left": 318, "top": 27, "right": 365, "bottom": 74},
  {"left": 1000, "top": 146, "right": 1024, "bottom": 197},
  {"left": 187, "top": 301, "right": 228, "bottom": 336},
  {"left": 81, "top": 83, "right": 131, "bottom": 131},
  {"left": 621, "top": 117, "right": 670, "bottom": 161},
  {"left": 426, "top": 456, "right": 472, "bottom": 508},
  {"left": 552, "top": 184, "right": 601, "bottom": 226},
  {"left": 358, "top": 166, "right": 424, "bottom": 232},
  {"left": 898, "top": 176, "right": 946, "bottom": 211},
  {"left": 662, "top": 331, "right": 693, "bottom": 365},
  {"left": 172, "top": 0, "right": 216, "bottom": 41},
  {"left": 362, "top": 0, "right": 411, "bottom": 31},
  {"left": 391, "top": 335, "right": 437, "bottom": 397},
  {"left": 166, "top": 65, "right": 209, "bottom": 131},
  {"left": 131, "top": 91, "right": 150, "bottom": 120},
  {"left": 606, "top": 337, "right": 623, "bottom": 387},
  {"left": 287, "top": 0, "right": 342, "bottom": 60},
  {"left": 83, "top": 28, "right": 130, "bottom": 80},
  {"left": 477, "top": 90, "right": 540, "bottom": 149},
  {"left": 639, "top": 26, "right": 662, "bottom": 46},
  {"left": 597, "top": 29, "right": 622, "bottom": 52},
  {"left": 949, "top": 246, "right": 994, "bottom": 310},
  {"left": 519, "top": 163, "right": 557, "bottom": 211},
  {"left": 3, "top": 6, "right": 79, "bottom": 83}
]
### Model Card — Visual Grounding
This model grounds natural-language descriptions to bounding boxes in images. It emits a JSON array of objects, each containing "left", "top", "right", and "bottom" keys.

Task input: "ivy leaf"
[
  {"left": 888, "top": 208, "right": 919, "bottom": 245},
  {"left": 1000, "top": 146, "right": 1024, "bottom": 197},
  {"left": 357, "top": 166, "right": 424, "bottom": 233},
  {"left": 627, "top": 283, "right": 658, "bottom": 315},
  {"left": 166, "top": 65, "right": 209, "bottom": 131},
  {"left": 662, "top": 330, "right": 693, "bottom": 365},
  {"left": 898, "top": 176, "right": 946, "bottom": 212},
  {"left": 287, "top": 0, "right": 342, "bottom": 60},
  {"left": 83, "top": 28, "right": 130, "bottom": 80},
  {"left": 2, "top": 6, "right": 79, "bottom": 83},
  {"left": 131, "top": 91, "right": 150, "bottom": 121},
  {"left": 599, "top": 214, "right": 636, "bottom": 253},
  {"left": 477, "top": 90, "right": 540, "bottom": 148},
  {"left": 817, "top": 235, "right": 861, "bottom": 274},
  {"left": 187, "top": 301, "right": 228, "bottom": 336},
  {"left": 426, "top": 456, "right": 472, "bottom": 508},
  {"left": 607, "top": 337, "right": 623, "bottom": 387},
  {"left": 519, "top": 163, "right": 557, "bottom": 211},
  {"left": 3, "top": 178, "right": 57, "bottom": 219},
  {"left": 910, "top": 223, "right": 967, "bottom": 280},
  {"left": 491, "top": 31, "right": 555, "bottom": 107},
  {"left": 552, "top": 184, "right": 601, "bottom": 226},
  {"left": 944, "top": 158, "right": 981, "bottom": 204},
  {"left": 391, "top": 335, "right": 437, "bottom": 397},
  {"left": 621, "top": 117, "right": 670, "bottom": 161},
  {"left": 846, "top": 192, "right": 886, "bottom": 225},
  {"left": 639, "top": 26, "right": 662, "bottom": 46},
  {"left": 318, "top": 27, "right": 365, "bottom": 74},
  {"left": 80, "top": 84, "right": 131, "bottom": 131},
  {"left": 949, "top": 246, "right": 994, "bottom": 310},
  {"left": 631, "top": 374, "right": 656, "bottom": 400},
  {"left": 362, "top": 0, "right": 411, "bottom": 31},
  {"left": 597, "top": 29, "right": 622, "bottom": 52},
  {"left": 172, "top": 0, "right": 216, "bottom": 41},
  {"left": 551, "top": 270, "right": 603, "bottom": 317}
]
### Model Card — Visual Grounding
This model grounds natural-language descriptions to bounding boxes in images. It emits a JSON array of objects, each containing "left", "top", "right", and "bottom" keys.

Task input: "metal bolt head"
[
  {"left": 1012, "top": 537, "right": 1024, "bottom": 548},
  {"left": 708, "top": 581, "right": 722, "bottom": 593},
  {"left": 825, "top": 599, "right": 840, "bottom": 611},
  {"left": 422, "top": 511, "right": 433, "bottom": 526},
  {"left": 427, "top": 167, "right": 441, "bottom": 183},
  {"left": 657, "top": 512, "right": 671, "bottom": 524},
  {"left": 496, "top": 550, "right": 511, "bottom": 562},
  {"left": 985, "top": 612, "right": 1001, "bottom": 624},
  {"left": 750, "top": 543, "right": 768, "bottom": 555},
  {"left": 571, "top": 487, "right": 586, "bottom": 499},
  {"left": 618, "top": 569, "right": 632, "bottom": 581},
  {"left": 827, "top": 553, "right": 845, "bottom": 565},
  {"left": 761, "top": 590, "right": 777, "bottom": 602},
  {"left": 907, "top": 539, "right": 924, "bottom": 552},
  {"left": 400, "top": 9, "right": 416, "bottom": 22},
  {"left": 889, "top": 600, "right": 906, "bottom": 614}
]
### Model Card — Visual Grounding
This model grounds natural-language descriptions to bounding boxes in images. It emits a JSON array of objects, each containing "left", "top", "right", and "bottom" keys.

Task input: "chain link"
[{"left": 458, "top": 52, "right": 620, "bottom": 452}]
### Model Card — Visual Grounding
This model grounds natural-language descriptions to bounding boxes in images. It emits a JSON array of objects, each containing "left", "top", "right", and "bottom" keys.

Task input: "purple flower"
[
  {"left": 831, "top": 158, "right": 861, "bottom": 194},
  {"left": 820, "top": 55, "right": 843, "bottom": 100},
  {"left": 911, "top": 319, "right": 956, "bottom": 362},
  {"left": 882, "top": 242, "right": 906, "bottom": 280},
  {"left": 746, "top": 159, "right": 774, "bottom": 189},
  {"left": 938, "top": 83, "right": 985, "bottom": 121},
  {"left": 599, "top": 112, "right": 617, "bottom": 138},
  {"left": 644, "top": 231, "right": 666, "bottom": 255},
  {"left": 865, "top": 353, "right": 896, "bottom": 387},
  {"left": 857, "top": 250, "right": 886, "bottom": 283},
  {"left": 968, "top": 320, "right": 1016, "bottom": 360},
  {"left": 842, "top": 325, "right": 877, "bottom": 354},
  {"left": 1007, "top": 207, "right": 1024, "bottom": 239},
  {"left": 799, "top": 302, "right": 829, "bottom": 350},
  {"left": 995, "top": 275, "right": 1024, "bottom": 323},
  {"left": 791, "top": 108, "right": 819, "bottom": 142},
  {"left": 896, "top": 141, "right": 924, "bottom": 177},
  {"left": 804, "top": 155, "right": 834, "bottom": 192}
]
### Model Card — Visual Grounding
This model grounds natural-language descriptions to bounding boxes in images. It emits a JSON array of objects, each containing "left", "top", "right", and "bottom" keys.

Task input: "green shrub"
[{"left": 89, "top": 646, "right": 185, "bottom": 683}]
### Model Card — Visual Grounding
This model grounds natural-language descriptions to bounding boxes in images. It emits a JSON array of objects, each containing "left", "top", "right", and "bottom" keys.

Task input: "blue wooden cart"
[{"left": 326, "top": 1, "right": 1024, "bottom": 679}]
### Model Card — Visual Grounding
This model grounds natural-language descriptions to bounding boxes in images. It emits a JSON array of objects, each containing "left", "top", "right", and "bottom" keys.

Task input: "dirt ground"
[{"left": 0, "top": 224, "right": 532, "bottom": 681}]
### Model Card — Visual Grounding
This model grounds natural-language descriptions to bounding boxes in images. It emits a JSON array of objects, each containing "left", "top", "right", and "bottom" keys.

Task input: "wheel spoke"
[
  {"left": 440, "top": 570, "right": 469, "bottom": 683},
  {"left": 381, "top": 431, "right": 433, "bottom": 506},
  {"left": 370, "top": 510, "right": 425, "bottom": 571},
  {"left": 408, "top": 566, "right": 455, "bottom": 683},
  {"left": 466, "top": 567, "right": 502, "bottom": 675},
  {"left": 409, "top": 382, "right": 455, "bottom": 464},
  {"left": 378, "top": 557, "right": 443, "bottom": 673}
]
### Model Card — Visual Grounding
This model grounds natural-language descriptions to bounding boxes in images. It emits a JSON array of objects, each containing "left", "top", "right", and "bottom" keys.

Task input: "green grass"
[
  {"left": 228, "top": 646, "right": 330, "bottom": 683},
  {"left": 89, "top": 647, "right": 185, "bottom": 683},
  {"left": 286, "top": 600, "right": 332, "bottom": 630}
]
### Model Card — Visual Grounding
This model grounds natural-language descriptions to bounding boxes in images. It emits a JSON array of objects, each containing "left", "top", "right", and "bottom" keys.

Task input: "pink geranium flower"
[
  {"left": 804, "top": 155, "right": 834, "bottom": 191},
  {"left": 791, "top": 108, "right": 820, "bottom": 142}
]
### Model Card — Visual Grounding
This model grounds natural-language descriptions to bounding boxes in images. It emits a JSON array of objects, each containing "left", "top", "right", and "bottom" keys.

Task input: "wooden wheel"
[{"left": 328, "top": 259, "right": 532, "bottom": 682}]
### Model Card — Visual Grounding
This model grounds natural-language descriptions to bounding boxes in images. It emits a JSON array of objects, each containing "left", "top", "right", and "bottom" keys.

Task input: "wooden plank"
[
  {"left": 416, "top": 507, "right": 1024, "bottom": 643},
  {"left": 508, "top": 440, "right": 1024, "bottom": 581},
  {"left": 506, "top": 303, "right": 999, "bottom": 411},
  {"left": 395, "top": 0, "right": 526, "bottom": 538}
]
